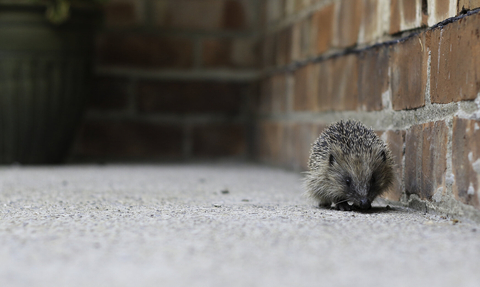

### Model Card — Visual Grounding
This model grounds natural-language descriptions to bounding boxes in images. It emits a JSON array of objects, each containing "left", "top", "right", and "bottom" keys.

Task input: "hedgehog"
[{"left": 304, "top": 120, "right": 395, "bottom": 211}]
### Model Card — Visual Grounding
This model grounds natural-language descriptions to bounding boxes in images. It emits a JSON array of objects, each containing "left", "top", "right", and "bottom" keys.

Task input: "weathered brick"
[
  {"left": 89, "top": 77, "right": 130, "bottom": 111},
  {"left": 290, "top": 122, "right": 327, "bottom": 171},
  {"left": 381, "top": 130, "right": 406, "bottom": 201},
  {"left": 192, "top": 124, "right": 246, "bottom": 157},
  {"left": 231, "top": 38, "right": 258, "bottom": 68},
  {"left": 458, "top": 0, "right": 480, "bottom": 13},
  {"left": 391, "top": 33, "right": 427, "bottom": 110},
  {"left": 332, "top": 0, "right": 363, "bottom": 48},
  {"left": 259, "top": 77, "right": 273, "bottom": 114},
  {"left": 262, "top": 34, "right": 276, "bottom": 68},
  {"left": 452, "top": 117, "right": 480, "bottom": 208},
  {"left": 404, "top": 121, "right": 448, "bottom": 200},
  {"left": 96, "top": 34, "right": 194, "bottom": 68},
  {"left": 317, "top": 60, "right": 333, "bottom": 111},
  {"left": 257, "top": 121, "right": 288, "bottom": 165},
  {"left": 77, "top": 121, "right": 183, "bottom": 158},
  {"left": 357, "top": 46, "right": 389, "bottom": 111},
  {"left": 358, "top": 0, "right": 380, "bottom": 44},
  {"left": 265, "top": 0, "right": 284, "bottom": 23},
  {"left": 152, "top": 0, "right": 252, "bottom": 30},
  {"left": 291, "top": 21, "right": 302, "bottom": 62},
  {"left": 276, "top": 27, "right": 292, "bottom": 66},
  {"left": 137, "top": 81, "right": 244, "bottom": 115},
  {"left": 284, "top": 0, "right": 295, "bottom": 16},
  {"left": 294, "top": 64, "right": 319, "bottom": 111},
  {"left": 223, "top": 0, "right": 250, "bottom": 29},
  {"left": 330, "top": 54, "right": 358, "bottom": 111},
  {"left": 389, "top": 0, "right": 422, "bottom": 34},
  {"left": 310, "top": 3, "right": 334, "bottom": 55},
  {"left": 426, "top": 0, "right": 456, "bottom": 26},
  {"left": 202, "top": 39, "right": 231, "bottom": 68},
  {"left": 153, "top": 0, "right": 222, "bottom": 29},
  {"left": 429, "top": 13, "right": 480, "bottom": 103},
  {"left": 271, "top": 73, "right": 288, "bottom": 113},
  {"left": 104, "top": 0, "right": 145, "bottom": 27}
]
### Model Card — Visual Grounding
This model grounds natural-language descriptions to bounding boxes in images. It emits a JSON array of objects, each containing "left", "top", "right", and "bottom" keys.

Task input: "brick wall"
[
  {"left": 257, "top": 0, "right": 480, "bottom": 217},
  {"left": 72, "top": 0, "right": 260, "bottom": 161},
  {"left": 70, "top": 0, "right": 480, "bottom": 218}
]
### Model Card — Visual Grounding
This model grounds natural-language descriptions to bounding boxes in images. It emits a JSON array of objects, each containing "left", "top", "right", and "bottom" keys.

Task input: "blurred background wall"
[{"left": 72, "top": 0, "right": 261, "bottom": 162}]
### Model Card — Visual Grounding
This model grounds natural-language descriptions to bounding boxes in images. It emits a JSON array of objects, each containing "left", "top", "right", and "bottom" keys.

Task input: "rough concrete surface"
[{"left": 0, "top": 163, "right": 479, "bottom": 287}]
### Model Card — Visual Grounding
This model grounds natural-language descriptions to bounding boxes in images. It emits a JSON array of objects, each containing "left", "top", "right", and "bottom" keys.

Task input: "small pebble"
[
  {"left": 213, "top": 204, "right": 222, "bottom": 208},
  {"left": 221, "top": 189, "right": 229, "bottom": 194},
  {"left": 451, "top": 219, "right": 460, "bottom": 225},
  {"left": 241, "top": 199, "right": 249, "bottom": 202}
]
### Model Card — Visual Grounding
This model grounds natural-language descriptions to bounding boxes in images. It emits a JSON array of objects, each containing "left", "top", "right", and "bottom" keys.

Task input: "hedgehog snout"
[{"left": 359, "top": 198, "right": 371, "bottom": 210}]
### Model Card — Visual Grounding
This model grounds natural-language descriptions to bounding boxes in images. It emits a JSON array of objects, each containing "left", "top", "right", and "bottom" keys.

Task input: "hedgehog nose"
[{"left": 359, "top": 199, "right": 371, "bottom": 210}]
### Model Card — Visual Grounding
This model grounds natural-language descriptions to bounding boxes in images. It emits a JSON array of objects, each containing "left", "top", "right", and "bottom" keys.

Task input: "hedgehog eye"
[
  {"left": 381, "top": 151, "right": 387, "bottom": 162},
  {"left": 329, "top": 154, "right": 335, "bottom": 166},
  {"left": 345, "top": 177, "right": 352, "bottom": 186}
]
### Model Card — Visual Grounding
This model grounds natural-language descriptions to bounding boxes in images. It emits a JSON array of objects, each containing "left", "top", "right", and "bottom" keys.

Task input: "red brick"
[
  {"left": 258, "top": 77, "right": 273, "bottom": 114},
  {"left": 77, "top": 121, "right": 183, "bottom": 158},
  {"left": 291, "top": 17, "right": 312, "bottom": 61},
  {"left": 89, "top": 77, "right": 129, "bottom": 111},
  {"left": 192, "top": 124, "right": 246, "bottom": 157},
  {"left": 152, "top": 0, "right": 251, "bottom": 30},
  {"left": 458, "top": 0, "right": 480, "bottom": 13},
  {"left": 332, "top": 0, "right": 363, "bottom": 48},
  {"left": 429, "top": 13, "right": 480, "bottom": 103},
  {"left": 231, "top": 38, "right": 258, "bottom": 68},
  {"left": 271, "top": 73, "right": 288, "bottom": 113},
  {"left": 295, "top": 0, "right": 311, "bottom": 12},
  {"left": 265, "top": 0, "right": 284, "bottom": 23},
  {"left": 427, "top": 0, "right": 456, "bottom": 26},
  {"left": 310, "top": 3, "right": 334, "bottom": 55},
  {"left": 357, "top": 46, "right": 389, "bottom": 111},
  {"left": 389, "top": 0, "right": 422, "bottom": 34},
  {"left": 391, "top": 33, "right": 428, "bottom": 110},
  {"left": 291, "top": 21, "right": 302, "bottom": 62},
  {"left": 222, "top": 0, "right": 249, "bottom": 30},
  {"left": 294, "top": 64, "right": 319, "bottom": 111},
  {"left": 330, "top": 54, "right": 358, "bottom": 111},
  {"left": 404, "top": 121, "right": 448, "bottom": 200},
  {"left": 359, "top": 0, "right": 380, "bottom": 43},
  {"left": 317, "top": 60, "right": 333, "bottom": 111},
  {"left": 382, "top": 130, "right": 406, "bottom": 201},
  {"left": 262, "top": 34, "right": 276, "bottom": 68},
  {"left": 202, "top": 39, "right": 232, "bottom": 68},
  {"left": 96, "top": 34, "right": 194, "bottom": 69},
  {"left": 137, "top": 81, "right": 244, "bottom": 115},
  {"left": 276, "top": 26, "right": 292, "bottom": 66},
  {"left": 256, "top": 121, "right": 289, "bottom": 165},
  {"left": 104, "top": 0, "right": 144, "bottom": 27},
  {"left": 290, "top": 123, "right": 324, "bottom": 171},
  {"left": 452, "top": 117, "right": 480, "bottom": 208}
]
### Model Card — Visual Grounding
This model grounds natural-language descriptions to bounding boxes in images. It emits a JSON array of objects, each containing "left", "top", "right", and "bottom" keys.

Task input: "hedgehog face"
[{"left": 329, "top": 147, "right": 393, "bottom": 210}]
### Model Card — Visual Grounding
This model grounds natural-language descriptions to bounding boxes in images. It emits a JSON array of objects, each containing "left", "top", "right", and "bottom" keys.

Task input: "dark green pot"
[{"left": 0, "top": 4, "right": 100, "bottom": 164}]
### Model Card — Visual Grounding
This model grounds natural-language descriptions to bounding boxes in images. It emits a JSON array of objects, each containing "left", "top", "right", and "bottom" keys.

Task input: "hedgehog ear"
[
  {"left": 329, "top": 154, "right": 335, "bottom": 166},
  {"left": 381, "top": 150, "right": 387, "bottom": 162}
]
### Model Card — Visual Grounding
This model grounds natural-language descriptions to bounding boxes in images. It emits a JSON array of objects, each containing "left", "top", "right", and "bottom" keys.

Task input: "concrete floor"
[{"left": 0, "top": 163, "right": 479, "bottom": 287}]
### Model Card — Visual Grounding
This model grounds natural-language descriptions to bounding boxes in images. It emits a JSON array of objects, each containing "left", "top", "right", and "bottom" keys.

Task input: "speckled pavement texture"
[{"left": 0, "top": 163, "right": 479, "bottom": 287}]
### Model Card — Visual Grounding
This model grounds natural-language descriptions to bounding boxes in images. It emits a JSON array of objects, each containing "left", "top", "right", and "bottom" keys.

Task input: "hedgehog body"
[{"left": 304, "top": 120, "right": 395, "bottom": 211}]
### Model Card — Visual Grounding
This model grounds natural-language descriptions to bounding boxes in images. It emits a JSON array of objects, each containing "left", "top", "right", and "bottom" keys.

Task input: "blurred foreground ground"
[{"left": 0, "top": 164, "right": 479, "bottom": 287}]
